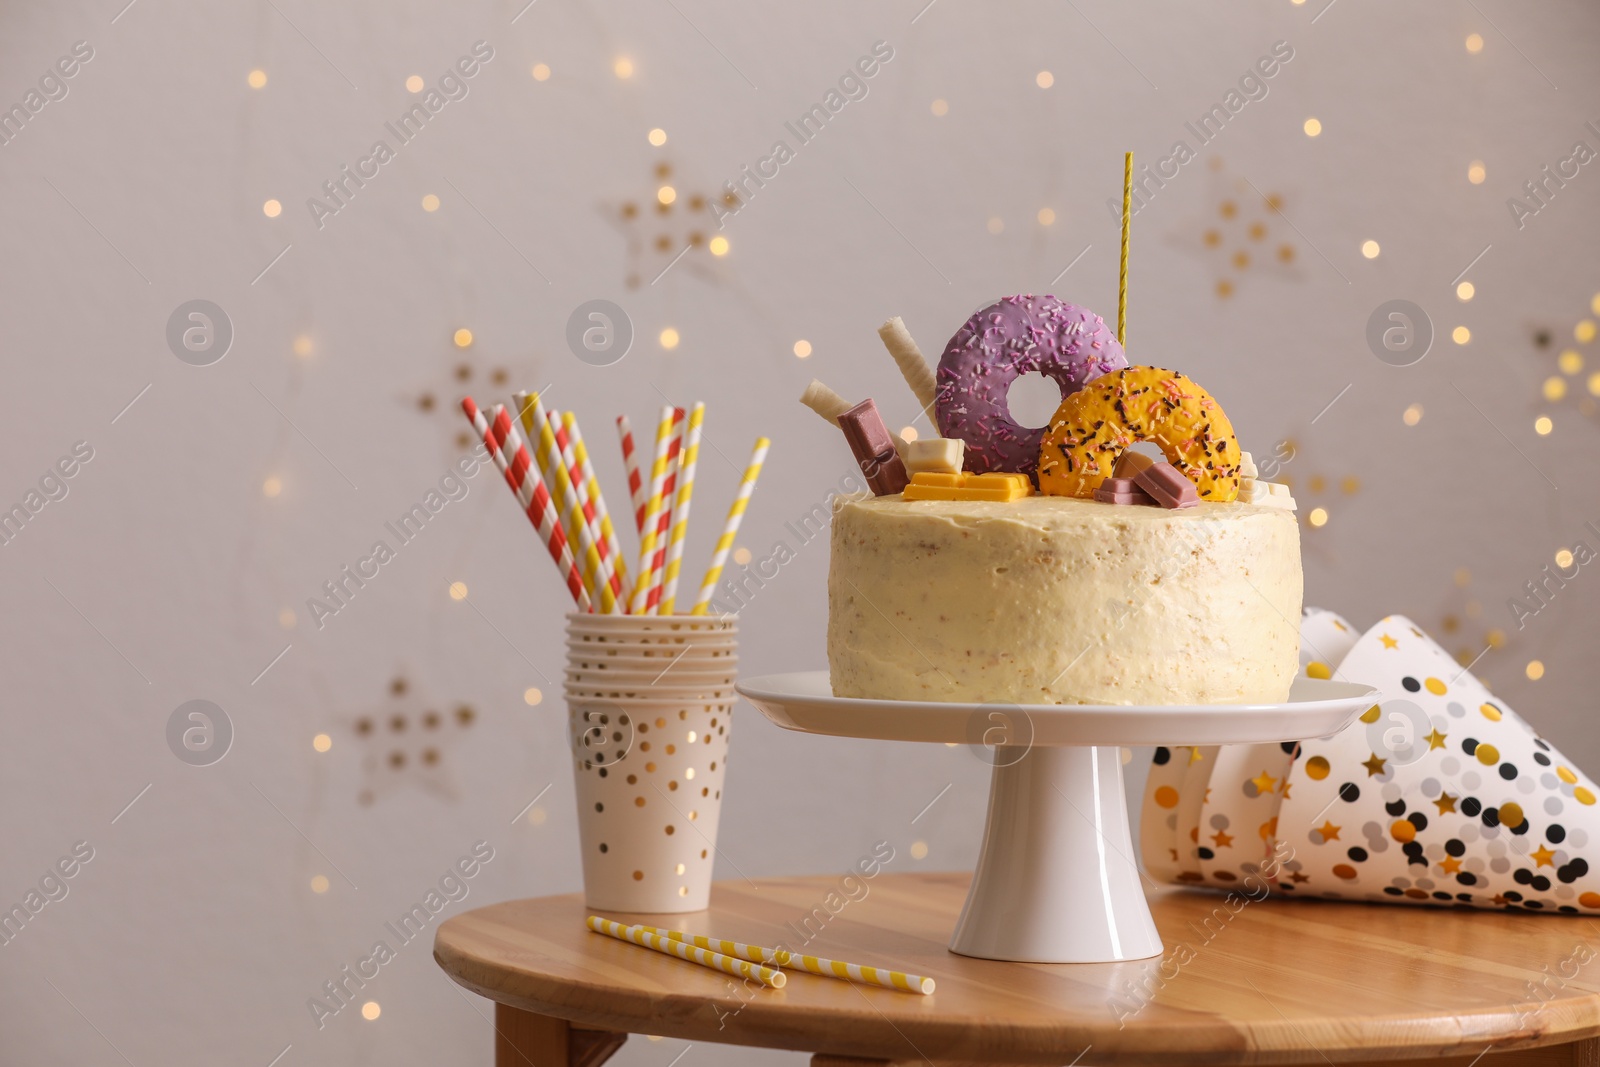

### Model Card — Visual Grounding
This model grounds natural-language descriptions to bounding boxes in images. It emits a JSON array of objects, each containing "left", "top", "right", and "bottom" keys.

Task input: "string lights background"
[{"left": 1, "top": 1, "right": 1597, "bottom": 1063}]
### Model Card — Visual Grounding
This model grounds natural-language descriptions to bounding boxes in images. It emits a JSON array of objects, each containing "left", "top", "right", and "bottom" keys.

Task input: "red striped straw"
[
  {"left": 644, "top": 408, "right": 686, "bottom": 613},
  {"left": 617, "top": 415, "right": 647, "bottom": 538},
  {"left": 461, "top": 397, "right": 591, "bottom": 611},
  {"left": 548, "top": 411, "right": 624, "bottom": 608}
]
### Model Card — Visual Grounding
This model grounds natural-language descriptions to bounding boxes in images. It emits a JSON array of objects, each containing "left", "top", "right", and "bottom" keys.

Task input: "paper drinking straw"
[
  {"left": 565, "top": 412, "right": 628, "bottom": 594},
  {"left": 658, "top": 403, "right": 704, "bottom": 615},
  {"left": 516, "top": 391, "right": 614, "bottom": 611},
  {"left": 515, "top": 391, "right": 588, "bottom": 581},
  {"left": 691, "top": 437, "right": 770, "bottom": 615},
  {"left": 547, "top": 410, "right": 621, "bottom": 613},
  {"left": 617, "top": 415, "right": 648, "bottom": 539},
  {"left": 644, "top": 409, "right": 687, "bottom": 614},
  {"left": 628, "top": 406, "right": 678, "bottom": 614},
  {"left": 587, "top": 916, "right": 785, "bottom": 989},
  {"left": 1119, "top": 150, "right": 1132, "bottom": 349},
  {"left": 637, "top": 925, "right": 934, "bottom": 995},
  {"left": 460, "top": 398, "right": 590, "bottom": 611}
]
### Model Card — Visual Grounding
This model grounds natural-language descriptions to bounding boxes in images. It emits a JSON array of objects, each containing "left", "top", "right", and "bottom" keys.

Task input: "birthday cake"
[{"left": 804, "top": 293, "right": 1303, "bottom": 706}]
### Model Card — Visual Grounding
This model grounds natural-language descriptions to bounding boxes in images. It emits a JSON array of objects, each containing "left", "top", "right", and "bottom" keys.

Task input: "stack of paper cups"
[{"left": 566, "top": 612, "right": 738, "bottom": 911}]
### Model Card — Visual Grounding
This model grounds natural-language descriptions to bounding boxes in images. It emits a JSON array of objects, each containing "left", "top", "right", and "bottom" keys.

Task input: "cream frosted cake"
[
  {"left": 802, "top": 292, "right": 1303, "bottom": 707},
  {"left": 829, "top": 495, "right": 1301, "bottom": 705}
]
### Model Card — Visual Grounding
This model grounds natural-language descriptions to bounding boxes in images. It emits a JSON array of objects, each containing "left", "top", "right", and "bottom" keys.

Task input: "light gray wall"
[{"left": 2, "top": 1, "right": 1597, "bottom": 1063}]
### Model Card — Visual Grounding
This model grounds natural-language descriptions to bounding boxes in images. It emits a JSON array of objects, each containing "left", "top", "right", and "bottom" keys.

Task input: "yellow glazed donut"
[{"left": 1037, "top": 366, "right": 1242, "bottom": 501}]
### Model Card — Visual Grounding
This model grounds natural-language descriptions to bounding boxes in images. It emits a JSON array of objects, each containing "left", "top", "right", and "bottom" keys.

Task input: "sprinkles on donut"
[
  {"left": 934, "top": 294, "right": 1127, "bottom": 481},
  {"left": 1036, "top": 366, "right": 1243, "bottom": 502}
]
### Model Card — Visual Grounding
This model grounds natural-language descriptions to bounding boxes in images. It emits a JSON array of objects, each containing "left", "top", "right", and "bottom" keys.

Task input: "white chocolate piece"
[
  {"left": 877, "top": 317, "right": 939, "bottom": 416},
  {"left": 900, "top": 437, "right": 965, "bottom": 475},
  {"left": 1239, "top": 451, "right": 1259, "bottom": 479},
  {"left": 1266, "top": 482, "right": 1290, "bottom": 497},
  {"left": 799, "top": 379, "right": 854, "bottom": 427}
]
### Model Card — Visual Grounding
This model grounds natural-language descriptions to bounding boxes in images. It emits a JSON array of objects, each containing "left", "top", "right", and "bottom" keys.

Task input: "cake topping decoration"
[
  {"left": 1036, "top": 365, "right": 1242, "bottom": 502},
  {"left": 1112, "top": 449, "right": 1156, "bottom": 480},
  {"left": 836, "top": 398, "right": 909, "bottom": 496},
  {"left": 876, "top": 316, "right": 940, "bottom": 419},
  {"left": 902, "top": 471, "right": 1032, "bottom": 502},
  {"left": 899, "top": 436, "right": 965, "bottom": 475},
  {"left": 1236, "top": 450, "right": 1297, "bottom": 509},
  {"left": 1133, "top": 461, "right": 1200, "bottom": 509},
  {"left": 934, "top": 294, "right": 1128, "bottom": 482},
  {"left": 799, "top": 378, "right": 854, "bottom": 427},
  {"left": 1093, "top": 476, "right": 1156, "bottom": 506}
]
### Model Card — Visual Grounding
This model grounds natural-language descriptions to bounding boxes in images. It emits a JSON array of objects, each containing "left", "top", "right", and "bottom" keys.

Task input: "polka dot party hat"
[{"left": 1142, "top": 610, "right": 1600, "bottom": 913}]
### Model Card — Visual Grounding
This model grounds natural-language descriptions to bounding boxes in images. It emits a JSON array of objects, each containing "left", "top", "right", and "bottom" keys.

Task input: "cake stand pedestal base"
[
  {"left": 951, "top": 745, "right": 1160, "bottom": 963},
  {"left": 734, "top": 671, "right": 1377, "bottom": 965}
]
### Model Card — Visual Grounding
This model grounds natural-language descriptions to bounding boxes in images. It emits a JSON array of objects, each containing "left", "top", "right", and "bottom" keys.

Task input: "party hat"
[{"left": 1143, "top": 610, "right": 1600, "bottom": 914}]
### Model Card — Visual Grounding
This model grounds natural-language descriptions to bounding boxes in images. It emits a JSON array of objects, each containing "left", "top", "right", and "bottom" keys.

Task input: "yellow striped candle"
[
  {"left": 691, "top": 437, "right": 769, "bottom": 615},
  {"left": 628, "top": 406, "right": 677, "bottom": 614},
  {"left": 587, "top": 916, "right": 785, "bottom": 989},
  {"left": 517, "top": 391, "right": 611, "bottom": 612},
  {"left": 658, "top": 403, "right": 703, "bottom": 615},
  {"left": 638, "top": 925, "right": 934, "bottom": 995}
]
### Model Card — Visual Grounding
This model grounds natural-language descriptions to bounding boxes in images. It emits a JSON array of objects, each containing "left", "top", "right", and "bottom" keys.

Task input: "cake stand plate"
[{"left": 734, "top": 672, "right": 1378, "bottom": 965}]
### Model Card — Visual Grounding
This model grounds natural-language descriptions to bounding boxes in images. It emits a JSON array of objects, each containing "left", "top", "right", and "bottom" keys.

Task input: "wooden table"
[{"left": 434, "top": 872, "right": 1600, "bottom": 1067}]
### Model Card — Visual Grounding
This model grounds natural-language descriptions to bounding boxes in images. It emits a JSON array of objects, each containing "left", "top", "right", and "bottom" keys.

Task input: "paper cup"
[{"left": 568, "top": 613, "right": 736, "bottom": 912}]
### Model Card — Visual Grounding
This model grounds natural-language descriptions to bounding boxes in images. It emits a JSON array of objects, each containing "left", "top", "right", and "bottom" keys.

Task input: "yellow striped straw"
[
  {"left": 546, "top": 409, "right": 620, "bottom": 612},
  {"left": 516, "top": 391, "right": 611, "bottom": 612},
  {"left": 638, "top": 925, "right": 934, "bottom": 995},
  {"left": 658, "top": 403, "right": 704, "bottom": 615},
  {"left": 586, "top": 917, "right": 785, "bottom": 989},
  {"left": 691, "top": 437, "right": 769, "bottom": 615},
  {"left": 564, "top": 411, "right": 628, "bottom": 597},
  {"left": 628, "top": 406, "right": 676, "bottom": 614}
]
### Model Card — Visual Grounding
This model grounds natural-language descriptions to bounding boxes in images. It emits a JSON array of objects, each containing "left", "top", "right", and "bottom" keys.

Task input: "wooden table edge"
[{"left": 434, "top": 933, "right": 1600, "bottom": 1066}]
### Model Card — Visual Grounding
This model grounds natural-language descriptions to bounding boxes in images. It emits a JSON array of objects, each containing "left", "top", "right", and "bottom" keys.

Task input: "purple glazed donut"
[{"left": 935, "top": 294, "right": 1127, "bottom": 479}]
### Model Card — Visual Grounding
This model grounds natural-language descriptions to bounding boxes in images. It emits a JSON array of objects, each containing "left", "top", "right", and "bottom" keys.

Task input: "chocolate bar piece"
[
  {"left": 1133, "top": 461, "right": 1199, "bottom": 509},
  {"left": 1093, "top": 475, "right": 1156, "bottom": 506},
  {"left": 838, "top": 398, "right": 909, "bottom": 496},
  {"left": 1112, "top": 450, "right": 1157, "bottom": 479}
]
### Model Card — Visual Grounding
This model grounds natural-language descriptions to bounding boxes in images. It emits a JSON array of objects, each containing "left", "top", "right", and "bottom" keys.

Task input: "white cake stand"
[{"left": 734, "top": 672, "right": 1377, "bottom": 965}]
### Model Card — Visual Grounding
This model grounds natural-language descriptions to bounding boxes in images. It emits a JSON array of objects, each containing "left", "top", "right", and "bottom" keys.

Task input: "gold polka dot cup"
[{"left": 566, "top": 612, "right": 736, "bottom": 912}]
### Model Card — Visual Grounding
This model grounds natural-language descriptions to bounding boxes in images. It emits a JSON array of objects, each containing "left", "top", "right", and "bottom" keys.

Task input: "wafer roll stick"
[
  {"left": 877, "top": 317, "right": 939, "bottom": 417},
  {"left": 799, "top": 379, "right": 854, "bottom": 427},
  {"left": 587, "top": 917, "right": 785, "bottom": 988}
]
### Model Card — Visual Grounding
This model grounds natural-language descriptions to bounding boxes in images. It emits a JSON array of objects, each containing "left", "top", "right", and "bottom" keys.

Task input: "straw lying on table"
[
  {"left": 638, "top": 924, "right": 935, "bottom": 994},
  {"left": 586, "top": 916, "right": 934, "bottom": 995},
  {"left": 461, "top": 395, "right": 769, "bottom": 615},
  {"left": 587, "top": 916, "right": 785, "bottom": 988}
]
